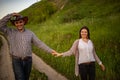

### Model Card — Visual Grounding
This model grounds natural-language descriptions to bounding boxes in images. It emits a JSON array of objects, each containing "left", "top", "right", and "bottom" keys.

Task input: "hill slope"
[{"left": 20, "top": 0, "right": 120, "bottom": 80}]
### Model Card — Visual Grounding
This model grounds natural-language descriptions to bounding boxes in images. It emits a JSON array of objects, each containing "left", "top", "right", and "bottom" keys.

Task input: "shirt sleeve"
[
  {"left": 0, "top": 14, "right": 12, "bottom": 33},
  {"left": 92, "top": 42, "right": 102, "bottom": 65},
  {"left": 62, "top": 39, "right": 79, "bottom": 57},
  {"left": 32, "top": 32, "right": 53, "bottom": 53}
]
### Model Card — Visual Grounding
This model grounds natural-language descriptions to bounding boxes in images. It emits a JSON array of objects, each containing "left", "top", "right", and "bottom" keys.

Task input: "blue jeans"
[
  {"left": 12, "top": 57, "right": 32, "bottom": 80},
  {"left": 79, "top": 62, "right": 95, "bottom": 80}
]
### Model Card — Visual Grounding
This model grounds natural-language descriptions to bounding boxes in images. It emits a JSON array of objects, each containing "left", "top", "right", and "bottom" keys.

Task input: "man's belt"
[{"left": 11, "top": 55, "right": 32, "bottom": 61}]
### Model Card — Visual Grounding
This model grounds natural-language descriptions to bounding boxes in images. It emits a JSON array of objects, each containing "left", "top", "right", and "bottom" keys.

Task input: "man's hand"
[
  {"left": 12, "top": 13, "right": 20, "bottom": 16},
  {"left": 51, "top": 50, "right": 58, "bottom": 56}
]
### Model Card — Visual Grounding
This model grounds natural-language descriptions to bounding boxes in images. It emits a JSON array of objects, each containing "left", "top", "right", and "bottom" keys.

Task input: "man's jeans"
[{"left": 12, "top": 56, "right": 32, "bottom": 80}]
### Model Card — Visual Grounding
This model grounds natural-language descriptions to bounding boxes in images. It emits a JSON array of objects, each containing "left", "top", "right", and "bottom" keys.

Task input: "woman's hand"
[
  {"left": 100, "top": 64, "right": 105, "bottom": 71},
  {"left": 56, "top": 53, "right": 63, "bottom": 57}
]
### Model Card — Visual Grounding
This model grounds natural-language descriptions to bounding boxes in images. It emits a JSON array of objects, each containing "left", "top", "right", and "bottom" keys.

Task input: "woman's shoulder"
[
  {"left": 73, "top": 39, "right": 80, "bottom": 45},
  {"left": 88, "top": 39, "right": 93, "bottom": 43},
  {"left": 88, "top": 39, "right": 95, "bottom": 46},
  {"left": 74, "top": 39, "right": 80, "bottom": 42}
]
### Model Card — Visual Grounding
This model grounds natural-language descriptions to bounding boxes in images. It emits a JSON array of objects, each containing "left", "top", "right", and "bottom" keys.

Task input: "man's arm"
[
  {"left": 32, "top": 32, "right": 55, "bottom": 54},
  {"left": 0, "top": 13, "right": 19, "bottom": 33},
  {"left": 0, "top": 14, "right": 12, "bottom": 32}
]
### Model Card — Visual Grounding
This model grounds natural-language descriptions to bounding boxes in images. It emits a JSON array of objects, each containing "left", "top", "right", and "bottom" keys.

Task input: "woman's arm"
[
  {"left": 60, "top": 39, "right": 79, "bottom": 57},
  {"left": 93, "top": 46, "right": 105, "bottom": 71}
]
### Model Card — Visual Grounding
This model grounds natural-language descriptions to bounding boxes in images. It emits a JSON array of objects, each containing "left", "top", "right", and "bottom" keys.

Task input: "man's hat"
[{"left": 10, "top": 15, "right": 28, "bottom": 25}]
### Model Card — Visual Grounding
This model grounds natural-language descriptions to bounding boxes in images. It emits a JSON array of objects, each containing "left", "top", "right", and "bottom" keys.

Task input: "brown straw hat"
[{"left": 10, "top": 15, "right": 28, "bottom": 25}]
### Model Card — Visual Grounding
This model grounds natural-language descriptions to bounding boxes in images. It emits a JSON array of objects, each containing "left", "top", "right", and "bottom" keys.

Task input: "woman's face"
[{"left": 81, "top": 29, "right": 88, "bottom": 39}]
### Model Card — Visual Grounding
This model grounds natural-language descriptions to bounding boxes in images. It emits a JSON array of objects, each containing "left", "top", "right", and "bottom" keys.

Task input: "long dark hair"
[{"left": 79, "top": 26, "right": 90, "bottom": 39}]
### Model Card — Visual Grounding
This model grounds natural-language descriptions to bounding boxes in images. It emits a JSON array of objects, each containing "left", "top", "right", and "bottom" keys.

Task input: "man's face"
[{"left": 14, "top": 19, "right": 25, "bottom": 30}]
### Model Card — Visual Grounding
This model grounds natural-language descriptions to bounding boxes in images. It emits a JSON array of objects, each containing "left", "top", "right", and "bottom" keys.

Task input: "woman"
[{"left": 57, "top": 26, "right": 105, "bottom": 80}]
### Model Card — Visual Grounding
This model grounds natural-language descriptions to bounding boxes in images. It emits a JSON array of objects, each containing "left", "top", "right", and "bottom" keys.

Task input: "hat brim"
[
  {"left": 22, "top": 17, "right": 28, "bottom": 25},
  {"left": 10, "top": 16, "right": 28, "bottom": 25}
]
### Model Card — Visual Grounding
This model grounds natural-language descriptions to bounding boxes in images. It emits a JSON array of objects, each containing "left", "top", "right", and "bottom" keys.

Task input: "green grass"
[
  {"left": 24, "top": 0, "right": 120, "bottom": 79},
  {"left": 29, "top": 14, "right": 120, "bottom": 80},
  {"left": 20, "top": 0, "right": 57, "bottom": 24},
  {"left": 27, "top": 13, "right": 120, "bottom": 80},
  {"left": 30, "top": 67, "right": 48, "bottom": 80}
]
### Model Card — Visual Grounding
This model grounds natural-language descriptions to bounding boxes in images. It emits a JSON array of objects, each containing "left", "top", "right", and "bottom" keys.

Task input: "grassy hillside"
[
  {"left": 0, "top": 0, "right": 120, "bottom": 80},
  {"left": 20, "top": 0, "right": 57, "bottom": 24},
  {"left": 20, "top": 0, "right": 120, "bottom": 80}
]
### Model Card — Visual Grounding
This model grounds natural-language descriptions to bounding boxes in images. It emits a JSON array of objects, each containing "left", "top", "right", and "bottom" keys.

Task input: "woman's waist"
[{"left": 78, "top": 60, "right": 95, "bottom": 65}]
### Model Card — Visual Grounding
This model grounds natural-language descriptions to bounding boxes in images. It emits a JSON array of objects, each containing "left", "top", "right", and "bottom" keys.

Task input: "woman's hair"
[{"left": 79, "top": 26, "right": 90, "bottom": 39}]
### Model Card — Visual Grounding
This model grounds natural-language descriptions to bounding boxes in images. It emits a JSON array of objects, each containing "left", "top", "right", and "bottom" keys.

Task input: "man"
[{"left": 0, "top": 13, "right": 57, "bottom": 80}]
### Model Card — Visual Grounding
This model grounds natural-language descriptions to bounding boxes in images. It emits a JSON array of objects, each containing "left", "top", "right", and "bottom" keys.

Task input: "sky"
[{"left": 0, "top": 0, "right": 40, "bottom": 19}]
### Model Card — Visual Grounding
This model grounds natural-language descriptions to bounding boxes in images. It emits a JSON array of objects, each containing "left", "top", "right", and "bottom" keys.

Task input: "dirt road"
[
  {"left": 32, "top": 53, "right": 68, "bottom": 80},
  {"left": 0, "top": 35, "right": 15, "bottom": 80}
]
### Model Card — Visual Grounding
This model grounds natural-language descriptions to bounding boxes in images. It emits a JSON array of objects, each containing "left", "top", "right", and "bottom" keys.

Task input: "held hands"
[
  {"left": 51, "top": 50, "right": 58, "bottom": 56},
  {"left": 55, "top": 53, "right": 63, "bottom": 57},
  {"left": 51, "top": 50, "right": 63, "bottom": 57}
]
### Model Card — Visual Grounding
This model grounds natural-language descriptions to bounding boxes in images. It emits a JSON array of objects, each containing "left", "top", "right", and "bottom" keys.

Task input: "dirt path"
[
  {"left": 32, "top": 53, "right": 68, "bottom": 80},
  {"left": 0, "top": 35, "right": 15, "bottom": 80},
  {"left": 0, "top": 35, "right": 68, "bottom": 80}
]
